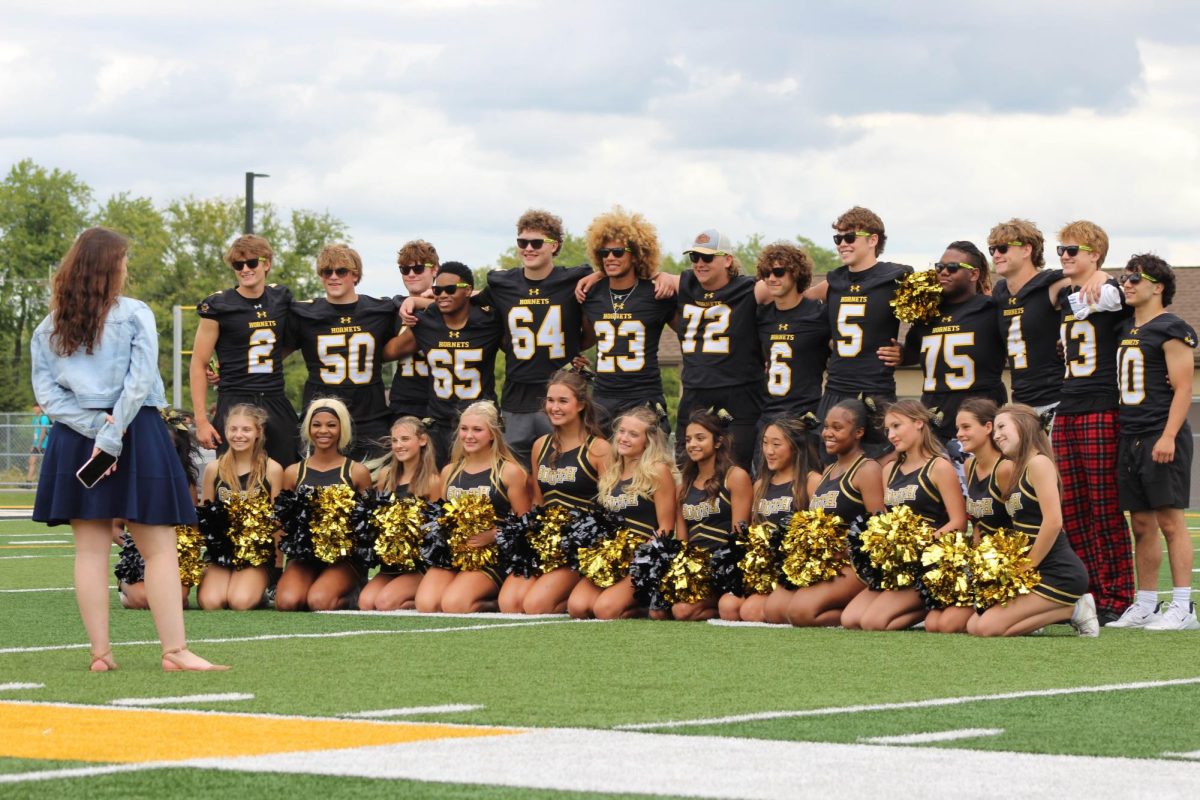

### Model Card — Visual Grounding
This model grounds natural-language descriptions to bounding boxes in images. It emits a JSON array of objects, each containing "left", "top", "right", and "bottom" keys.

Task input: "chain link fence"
[{"left": 0, "top": 411, "right": 48, "bottom": 488}]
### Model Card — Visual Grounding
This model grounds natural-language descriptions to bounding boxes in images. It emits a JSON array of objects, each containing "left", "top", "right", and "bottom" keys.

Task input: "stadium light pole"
[{"left": 244, "top": 171, "right": 270, "bottom": 234}]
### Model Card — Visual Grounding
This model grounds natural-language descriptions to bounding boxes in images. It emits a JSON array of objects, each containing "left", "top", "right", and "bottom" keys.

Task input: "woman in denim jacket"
[{"left": 31, "top": 227, "right": 226, "bottom": 672}]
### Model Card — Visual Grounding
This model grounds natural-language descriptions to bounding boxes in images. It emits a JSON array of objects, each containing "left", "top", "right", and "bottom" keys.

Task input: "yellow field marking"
[{"left": 0, "top": 701, "right": 518, "bottom": 763}]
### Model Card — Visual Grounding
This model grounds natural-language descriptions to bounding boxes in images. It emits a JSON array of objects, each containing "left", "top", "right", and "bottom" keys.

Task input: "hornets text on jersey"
[
  {"left": 197, "top": 283, "right": 293, "bottom": 394},
  {"left": 757, "top": 298, "right": 830, "bottom": 419},
  {"left": 992, "top": 269, "right": 1064, "bottom": 408},
  {"left": 676, "top": 271, "right": 762, "bottom": 389},
  {"left": 1117, "top": 313, "right": 1198, "bottom": 435}
]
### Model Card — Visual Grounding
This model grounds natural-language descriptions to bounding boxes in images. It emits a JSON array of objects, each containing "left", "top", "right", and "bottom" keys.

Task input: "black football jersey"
[
  {"left": 388, "top": 293, "right": 431, "bottom": 418},
  {"left": 581, "top": 277, "right": 676, "bottom": 400},
  {"left": 1118, "top": 313, "right": 1198, "bottom": 435},
  {"left": 1056, "top": 280, "right": 1132, "bottom": 414},
  {"left": 289, "top": 294, "right": 400, "bottom": 431},
  {"left": 676, "top": 271, "right": 762, "bottom": 389},
  {"left": 478, "top": 264, "right": 591, "bottom": 411},
  {"left": 412, "top": 304, "right": 503, "bottom": 424},
  {"left": 992, "top": 269, "right": 1064, "bottom": 407},
  {"left": 197, "top": 283, "right": 293, "bottom": 394},
  {"left": 757, "top": 298, "right": 830, "bottom": 418},
  {"left": 904, "top": 294, "right": 1006, "bottom": 395},
  {"left": 824, "top": 261, "right": 912, "bottom": 394}
]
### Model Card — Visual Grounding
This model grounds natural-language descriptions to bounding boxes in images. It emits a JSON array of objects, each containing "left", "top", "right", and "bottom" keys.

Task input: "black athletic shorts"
[
  {"left": 213, "top": 391, "right": 301, "bottom": 467},
  {"left": 1118, "top": 426, "right": 1193, "bottom": 512}
]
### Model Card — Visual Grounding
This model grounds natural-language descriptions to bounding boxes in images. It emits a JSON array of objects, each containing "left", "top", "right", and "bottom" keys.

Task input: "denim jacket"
[{"left": 30, "top": 297, "right": 166, "bottom": 457}]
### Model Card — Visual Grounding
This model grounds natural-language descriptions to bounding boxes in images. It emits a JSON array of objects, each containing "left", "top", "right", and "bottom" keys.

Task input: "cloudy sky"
[{"left": 3, "top": 0, "right": 1199, "bottom": 297}]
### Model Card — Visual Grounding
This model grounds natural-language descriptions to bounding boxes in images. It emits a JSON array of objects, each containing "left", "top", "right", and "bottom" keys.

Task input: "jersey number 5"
[
  {"left": 428, "top": 349, "right": 484, "bottom": 400},
  {"left": 835, "top": 304, "right": 865, "bottom": 357}
]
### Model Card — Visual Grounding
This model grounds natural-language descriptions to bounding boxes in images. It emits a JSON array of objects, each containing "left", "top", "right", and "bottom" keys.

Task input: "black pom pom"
[
  {"left": 113, "top": 532, "right": 145, "bottom": 585},
  {"left": 196, "top": 499, "right": 233, "bottom": 568},
  {"left": 420, "top": 500, "right": 452, "bottom": 569},
  {"left": 496, "top": 508, "right": 540, "bottom": 578},
  {"left": 628, "top": 534, "right": 681, "bottom": 611},
  {"left": 350, "top": 489, "right": 391, "bottom": 570},
  {"left": 561, "top": 508, "right": 624, "bottom": 569},
  {"left": 847, "top": 514, "right": 883, "bottom": 591},
  {"left": 275, "top": 487, "right": 316, "bottom": 563}
]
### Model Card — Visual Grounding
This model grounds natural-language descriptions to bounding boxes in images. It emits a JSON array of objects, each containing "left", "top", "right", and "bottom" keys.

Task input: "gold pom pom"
[
  {"left": 920, "top": 530, "right": 974, "bottom": 607},
  {"left": 530, "top": 505, "right": 574, "bottom": 573},
  {"left": 890, "top": 269, "right": 942, "bottom": 324},
  {"left": 858, "top": 506, "right": 936, "bottom": 590},
  {"left": 738, "top": 522, "right": 780, "bottom": 595},
  {"left": 175, "top": 524, "right": 205, "bottom": 587},
  {"left": 971, "top": 528, "right": 1041, "bottom": 609},
  {"left": 780, "top": 509, "right": 849, "bottom": 589},
  {"left": 577, "top": 528, "right": 641, "bottom": 588},
  {"left": 310, "top": 485, "right": 357, "bottom": 564},
  {"left": 372, "top": 496, "right": 426, "bottom": 572},
  {"left": 443, "top": 493, "right": 499, "bottom": 573},
  {"left": 225, "top": 493, "right": 277, "bottom": 569},
  {"left": 661, "top": 542, "right": 712, "bottom": 605}
]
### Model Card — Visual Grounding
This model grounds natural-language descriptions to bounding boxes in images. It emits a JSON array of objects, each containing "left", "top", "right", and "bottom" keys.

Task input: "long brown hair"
[
  {"left": 373, "top": 416, "right": 439, "bottom": 498},
  {"left": 752, "top": 417, "right": 820, "bottom": 520},
  {"left": 544, "top": 369, "right": 603, "bottom": 464},
  {"left": 995, "top": 403, "right": 1058, "bottom": 499},
  {"left": 216, "top": 404, "right": 270, "bottom": 497},
  {"left": 678, "top": 410, "right": 734, "bottom": 503},
  {"left": 50, "top": 227, "right": 129, "bottom": 356}
]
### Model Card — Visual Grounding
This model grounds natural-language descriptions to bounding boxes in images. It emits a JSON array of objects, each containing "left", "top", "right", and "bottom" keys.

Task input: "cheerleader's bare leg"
[{"left": 523, "top": 568, "right": 581, "bottom": 615}]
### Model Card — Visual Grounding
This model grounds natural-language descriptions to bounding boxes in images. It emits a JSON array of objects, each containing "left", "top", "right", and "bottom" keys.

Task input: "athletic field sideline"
[{"left": 1, "top": 517, "right": 1198, "bottom": 798}]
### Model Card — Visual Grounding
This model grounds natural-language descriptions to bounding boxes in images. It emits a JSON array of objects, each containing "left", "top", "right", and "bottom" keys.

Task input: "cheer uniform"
[
  {"left": 903, "top": 294, "right": 1007, "bottom": 441},
  {"left": 198, "top": 284, "right": 300, "bottom": 466},
  {"left": 445, "top": 462, "right": 512, "bottom": 584},
  {"left": 288, "top": 457, "right": 359, "bottom": 575},
  {"left": 290, "top": 295, "right": 400, "bottom": 461},
  {"left": 214, "top": 471, "right": 271, "bottom": 504},
  {"left": 599, "top": 477, "right": 661, "bottom": 539},
  {"left": 755, "top": 480, "right": 796, "bottom": 529},
  {"left": 1117, "top": 313, "right": 1198, "bottom": 512},
  {"left": 1052, "top": 279, "right": 1133, "bottom": 618},
  {"left": 964, "top": 459, "right": 1010, "bottom": 536},
  {"left": 1004, "top": 466, "right": 1089, "bottom": 606},
  {"left": 809, "top": 455, "right": 869, "bottom": 522},
  {"left": 535, "top": 436, "right": 599, "bottom": 511},
  {"left": 681, "top": 481, "right": 734, "bottom": 553},
  {"left": 884, "top": 459, "right": 950, "bottom": 530},
  {"left": 411, "top": 303, "right": 504, "bottom": 466},
  {"left": 992, "top": 269, "right": 1064, "bottom": 411},
  {"left": 477, "top": 265, "right": 592, "bottom": 466},
  {"left": 757, "top": 298, "right": 830, "bottom": 430},
  {"left": 582, "top": 277, "right": 676, "bottom": 431},
  {"left": 676, "top": 271, "right": 764, "bottom": 470}
]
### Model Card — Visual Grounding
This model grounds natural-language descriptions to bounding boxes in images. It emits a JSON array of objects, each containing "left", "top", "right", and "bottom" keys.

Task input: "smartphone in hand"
[{"left": 77, "top": 451, "right": 118, "bottom": 488}]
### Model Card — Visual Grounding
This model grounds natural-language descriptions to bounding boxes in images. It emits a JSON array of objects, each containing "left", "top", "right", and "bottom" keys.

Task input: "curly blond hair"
[{"left": 584, "top": 206, "right": 662, "bottom": 280}]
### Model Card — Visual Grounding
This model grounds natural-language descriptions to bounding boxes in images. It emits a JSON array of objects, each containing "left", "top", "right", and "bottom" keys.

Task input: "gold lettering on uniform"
[
  {"left": 757, "top": 496, "right": 793, "bottom": 518},
  {"left": 809, "top": 491, "right": 838, "bottom": 511},
  {"left": 682, "top": 497, "right": 721, "bottom": 522},
  {"left": 1004, "top": 493, "right": 1025, "bottom": 516},
  {"left": 842, "top": 296, "right": 867, "bottom": 303},
  {"left": 1120, "top": 338, "right": 1140, "bottom": 347},
  {"left": 849, "top": 284, "right": 862, "bottom": 293},
  {"left": 931, "top": 325, "right": 961, "bottom": 334},
  {"left": 778, "top": 323, "right": 789, "bottom": 331},
  {"left": 447, "top": 485, "right": 490, "bottom": 501},
  {"left": 1003, "top": 308, "right": 1024, "bottom": 318},
  {"left": 538, "top": 465, "right": 578, "bottom": 486},
  {"left": 248, "top": 320, "right": 277, "bottom": 330},
  {"left": 602, "top": 313, "right": 634, "bottom": 320},
  {"left": 449, "top": 330, "right": 461, "bottom": 338},
  {"left": 329, "top": 325, "right": 363, "bottom": 334},
  {"left": 600, "top": 492, "right": 639, "bottom": 512},
  {"left": 695, "top": 301, "right": 720, "bottom": 308},
  {"left": 519, "top": 298, "right": 550, "bottom": 305},
  {"left": 703, "top": 292, "right": 716, "bottom": 300},
  {"left": 770, "top": 334, "right": 795, "bottom": 342},
  {"left": 438, "top": 341, "right": 471, "bottom": 349},
  {"left": 884, "top": 485, "right": 919, "bottom": 506},
  {"left": 1008, "top": 297, "right": 1018, "bottom": 306},
  {"left": 964, "top": 496, "right": 994, "bottom": 519}
]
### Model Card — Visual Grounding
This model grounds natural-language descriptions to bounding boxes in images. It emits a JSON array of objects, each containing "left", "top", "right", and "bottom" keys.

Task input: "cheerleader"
[
  {"left": 414, "top": 401, "right": 531, "bottom": 614},
  {"left": 567, "top": 406, "right": 677, "bottom": 620},
  {"left": 196, "top": 404, "right": 283, "bottom": 610},
  {"left": 841, "top": 400, "right": 966, "bottom": 631},
  {"left": 784, "top": 400, "right": 884, "bottom": 626},
  {"left": 925, "top": 398, "right": 1012, "bottom": 633},
  {"left": 967, "top": 404, "right": 1097, "bottom": 637},
  {"left": 357, "top": 416, "right": 442, "bottom": 611},
  {"left": 275, "top": 398, "right": 372, "bottom": 611},
  {"left": 501, "top": 369, "right": 611, "bottom": 614},
  {"left": 673, "top": 410, "right": 752, "bottom": 621},
  {"left": 729, "top": 417, "right": 821, "bottom": 623}
]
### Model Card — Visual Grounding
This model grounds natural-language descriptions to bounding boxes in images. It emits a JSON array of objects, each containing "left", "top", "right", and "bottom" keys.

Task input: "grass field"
[{"left": 2, "top": 516, "right": 1199, "bottom": 798}]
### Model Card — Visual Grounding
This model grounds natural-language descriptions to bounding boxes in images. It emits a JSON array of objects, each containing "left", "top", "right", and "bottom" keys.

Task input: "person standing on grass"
[
  {"left": 568, "top": 406, "right": 677, "bottom": 621},
  {"left": 967, "top": 404, "right": 1098, "bottom": 638},
  {"left": 31, "top": 227, "right": 226, "bottom": 672},
  {"left": 191, "top": 234, "right": 300, "bottom": 468},
  {"left": 1108, "top": 255, "right": 1199, "bottom": 631},
  {"left": 1050, "top": 221, "right": 1134, "bottom": 626},
  {"left": 785, "top": 400, "right": 883, "bottom": 628},
  {"left": 388, "top": 239, "right": 438, "bottom": 423},
  {"left": 840, "top": 400, "right": 966, "bottom": 632},
  {"left": 27, "top": 403, "right": 50, "bottom": 484}
]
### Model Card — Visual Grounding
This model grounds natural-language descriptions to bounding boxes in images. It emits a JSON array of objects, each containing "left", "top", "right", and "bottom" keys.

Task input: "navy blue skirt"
[{"left": 33, "top": 407, "right": 198, "bottom": 527}]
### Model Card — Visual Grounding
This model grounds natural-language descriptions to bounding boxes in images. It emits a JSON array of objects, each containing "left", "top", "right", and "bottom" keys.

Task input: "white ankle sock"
[
  {"left": 1136, "top": 590, "right": 1158, "bottom": 612},
  {"left": 1172, "top": 588, "right": 1192, "bottom": 608}
]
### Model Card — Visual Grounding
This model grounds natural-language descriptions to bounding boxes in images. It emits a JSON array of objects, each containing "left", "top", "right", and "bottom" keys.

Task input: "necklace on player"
[{"left": 610, "top": 283, "right": 635, "bottom": 312}]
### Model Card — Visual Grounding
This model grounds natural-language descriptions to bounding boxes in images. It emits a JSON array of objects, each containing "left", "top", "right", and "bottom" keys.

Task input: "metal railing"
[{"left": 0, "top": 413, "right": 52, "bottom": 487}]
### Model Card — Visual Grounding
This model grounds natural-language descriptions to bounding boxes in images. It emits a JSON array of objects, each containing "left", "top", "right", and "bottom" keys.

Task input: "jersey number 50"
[{"left": 317, "top": 332, "right": 374, "bottom": 385}]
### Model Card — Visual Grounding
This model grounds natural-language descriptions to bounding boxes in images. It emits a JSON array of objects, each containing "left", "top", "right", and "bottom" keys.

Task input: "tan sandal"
[
  {"left": 161, "top": 646, "right": 229, "bottom": 672},
  {"left": 89, "top": 649, "right": 117, "bottom": 672}
]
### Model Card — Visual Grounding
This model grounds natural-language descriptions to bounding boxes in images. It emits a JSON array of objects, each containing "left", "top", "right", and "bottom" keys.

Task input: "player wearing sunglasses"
[
  {"left": 388, "top": 240, "right": 439, "bottom": 425},
  {"left": 579, "top": 207, "right": 676, "bottom": 433},
  {"left": 806, "top": 207, "right": 911, "bottom": 459},
  {"left": 288, "top": 244, "right": 405, "bottom": 460},
  {"left": 1111, "top": 255, "right": 1199, "bottom": 630},
  {"left": 1051, "top": 220, "right": 1133, "bottom": 625},
  {"left": 191, "top": 234, "right": 300, "bottom": 466},
  {"left": 877, "top": 241, "right": 1006, "bottom": 442}
]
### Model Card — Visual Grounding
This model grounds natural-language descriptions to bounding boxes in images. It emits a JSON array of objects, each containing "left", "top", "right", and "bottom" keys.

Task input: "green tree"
[
  {"left": 493, "top": 232, "right": 590, "bottom": 271},
  {"left": 797, "top": 236, "right": 840, "bottom": 274}
]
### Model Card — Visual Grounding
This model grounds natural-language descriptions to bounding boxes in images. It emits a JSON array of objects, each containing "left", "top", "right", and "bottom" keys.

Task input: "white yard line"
[
  {"left": 0, "top": 554, "right": 73, "bottom": 560},
  {"left": 1163, "top": 750, "right": 1200, "bottom": 760},
  {"left": 705, "top": 619, "right": 789, "bottom": 628},
  {"left": 859, "top": 727, "right": 1004, "bottom": 745},
  {"left": 0, "top": 618, "right": 578, "bottom": 655},
  {"left": 110, "top": 693, "right": 254, "bottom": 707},
  {"left": 339, "top": 704, "right": 484, "bottom": 718},
  {"left": 616, "top": 676, "right": 1200, "bottom": 731},
  {"left": 7, "top": 539, "right": 69, "bottom": 544},
  {"left": 0, "top": 763, "right": 180, "bottom": 785},
  {"left": 321, "top": 610, "right": 567, "bottom": 620},
  {"left": 0, "top": 682, "right": 44, "bottom": 691},
  {"left": 0, "top": 586, "right": 114, "bottom": 593}
]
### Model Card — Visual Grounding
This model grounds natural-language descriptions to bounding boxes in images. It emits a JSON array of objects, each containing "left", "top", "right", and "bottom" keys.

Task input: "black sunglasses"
[
  {"left": 431, "top": 282, "right": 470, "bottom": 296},
  {"left": 517, "top": 238, "right": 556, "bottom": 250},
  {"left": 832, "top": 231, "right": 871, "bottom": 246},
  {"left": 318, "top": 267, "right": 353, "bottom": 278},
  {"left": 399, "top": 264, "right": 428, "bottom": 276},
  {"left": 758, "top": 266, "right": 789, "bottom": 278},
  {"left": 1055, "top": 245, "right": 1094, "bottom": 258},
  {"left": 1118, "top": 272, "right": 1159, "bottom": 286},
  {"left": 988, "top": 241, "right": 1024, "bottom": 256},
  {"left": 597, "top": 247, "right": 629, "bottom": 259},
  {"left": 230, "top": 258, "right": 262, "bottom": 271},
  {"left": 934, "top": 261, "right": 977, "bottom": 275},
  {"left": 689, "top": 252, "right": 722, "bottom": 264}
]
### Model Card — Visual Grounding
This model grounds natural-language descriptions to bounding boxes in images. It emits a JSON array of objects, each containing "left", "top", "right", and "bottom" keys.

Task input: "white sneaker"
[
  {"left": 1105, "top": 603, "right": 1161, "bottom": 629},
  {"left": 1070, "top": 592, "right": 1100, "bottom": 638},
  {"left": 1145, "top": 602, "right": 1200, "bottom": 631}
]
